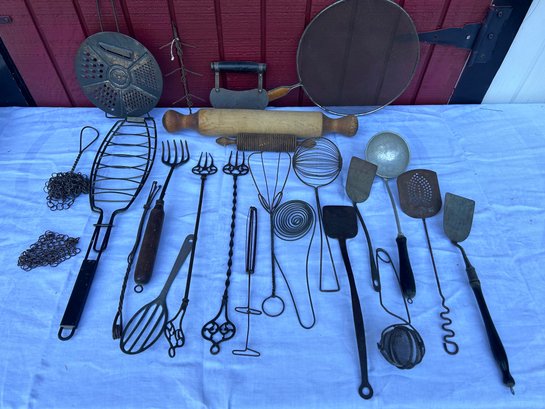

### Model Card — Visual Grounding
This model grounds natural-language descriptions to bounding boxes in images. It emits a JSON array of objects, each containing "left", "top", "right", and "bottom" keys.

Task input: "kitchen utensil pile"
[{"left": 24, "top": 0, "right": 515, "bottom": 400}]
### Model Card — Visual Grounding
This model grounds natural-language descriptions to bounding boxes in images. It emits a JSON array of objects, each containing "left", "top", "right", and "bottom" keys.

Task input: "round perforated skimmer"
[
  {"left": 75, "top": 32, "right": 163, "bottom": 117},
  {"left": 397, "top": 169, "right": 441, "bottom": 219}
]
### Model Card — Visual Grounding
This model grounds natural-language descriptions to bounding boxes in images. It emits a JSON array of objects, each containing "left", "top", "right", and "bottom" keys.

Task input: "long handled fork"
[
  {"left": 165, "top": 152, "right": 217, "bottom": 357},
  {"left": 133, "top": 140, "right": 190, "bottom": 290}
]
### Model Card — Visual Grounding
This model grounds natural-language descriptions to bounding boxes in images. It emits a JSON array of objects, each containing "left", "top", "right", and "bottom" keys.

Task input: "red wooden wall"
[{"left": 0, "top": 0, "right": 491, "bottom": 108}]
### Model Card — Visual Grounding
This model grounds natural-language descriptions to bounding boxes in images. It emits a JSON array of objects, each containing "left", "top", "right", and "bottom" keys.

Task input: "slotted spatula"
[
  {"left": 345, "top": 157, "right": 380, "bottom": 291},
  {"left": 443, "top": 193, "right": 515, "bottom": 393},
  {"left": 397, "top": 170, "right": 458, "bottom": 355},
  {"left": 323, "top": 205, "right": 373, "bottom": 400}
]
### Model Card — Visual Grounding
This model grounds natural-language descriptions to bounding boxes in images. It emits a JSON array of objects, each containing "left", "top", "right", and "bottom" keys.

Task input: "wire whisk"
[{"left": 293, "top": 137, "right": 342, "bottom": 292}]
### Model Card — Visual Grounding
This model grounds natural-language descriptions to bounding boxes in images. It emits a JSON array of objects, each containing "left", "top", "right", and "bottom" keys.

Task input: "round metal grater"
[{"left": 75, "top": 32, "right": 163, "bottom": 118}]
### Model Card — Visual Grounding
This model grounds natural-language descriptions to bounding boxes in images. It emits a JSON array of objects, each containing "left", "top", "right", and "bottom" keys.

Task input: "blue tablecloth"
[{"left": 1, "top": 105, "right": 544, "bottom": 408}]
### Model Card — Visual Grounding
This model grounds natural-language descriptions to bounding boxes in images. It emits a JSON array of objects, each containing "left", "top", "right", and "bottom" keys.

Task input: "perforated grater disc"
[
  {"left": 397, "top": 169, "right": 442, "bottom": 219},
  {"left": 75, "top": 32, "right": 163, "bottom": 118}
]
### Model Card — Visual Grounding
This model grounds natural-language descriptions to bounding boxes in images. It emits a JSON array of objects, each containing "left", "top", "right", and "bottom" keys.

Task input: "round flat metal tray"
[{"left": 75, "top": 32, "right": 163, "bottom": 117}]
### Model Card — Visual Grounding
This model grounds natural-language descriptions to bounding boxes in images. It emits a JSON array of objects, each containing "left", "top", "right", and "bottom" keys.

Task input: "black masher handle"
[
  {"left": 396, "top": 234, "right": 416, "bottom": 299},
  {"left": 460, "top": 248, "right": 515, "bottom": 392},
  {"left": 338, "top": 239, "right": 373, "bottom": 399},
  {"left": 58, "top": 259, "right": 99, "bottom": 340},
  {"left": 134, "top": 200, "right": 165, "bottom": 285}
]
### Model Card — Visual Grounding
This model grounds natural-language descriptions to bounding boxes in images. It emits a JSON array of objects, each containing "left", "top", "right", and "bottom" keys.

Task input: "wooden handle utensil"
[{"left": 162, "top": 109, "right": 358, "bottom": 137}]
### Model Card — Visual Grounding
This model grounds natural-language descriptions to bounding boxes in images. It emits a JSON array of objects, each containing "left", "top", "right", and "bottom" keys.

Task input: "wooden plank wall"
[{"left": 0, "top": 0, "right": 491, "bottom": 108}]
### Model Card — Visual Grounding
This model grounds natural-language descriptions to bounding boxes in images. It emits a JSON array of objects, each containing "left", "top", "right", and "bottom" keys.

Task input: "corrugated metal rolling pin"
[{"left": 162, "top": 109, "right": 358, "bottom": 137}]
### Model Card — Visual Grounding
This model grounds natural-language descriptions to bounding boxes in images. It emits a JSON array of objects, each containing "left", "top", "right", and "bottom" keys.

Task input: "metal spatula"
[
  {"left": 345, "top": 157, "right": 380, "bottom": 291},
  {"left": 397, "top": 170, "right": 458, "bottom": 355},
  {"left": 323, "top": 205, "right": 373, "bottom": 400},
  {"left": 443, "top": 193, "right": 515, "bottom": 393}
]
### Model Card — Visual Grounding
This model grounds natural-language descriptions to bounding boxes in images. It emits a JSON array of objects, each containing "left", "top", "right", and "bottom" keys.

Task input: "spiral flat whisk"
[{"left": 272, "top": 200, "right": 317, "bottom": 329}]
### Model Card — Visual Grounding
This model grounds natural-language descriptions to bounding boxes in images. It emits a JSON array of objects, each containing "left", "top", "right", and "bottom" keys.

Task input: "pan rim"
[{"left": 295, "top": 0, "right": 420, "bottom": 117}]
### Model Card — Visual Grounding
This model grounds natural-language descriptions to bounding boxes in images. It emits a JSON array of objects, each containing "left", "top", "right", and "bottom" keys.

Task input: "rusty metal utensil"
[
  {"left": 345, "top": 157, "right": 380, "bottom": 291},
  {"left": 443, "top": 193, "right": 515, "bottom": 394},
  {"left": 365, "top": 131, "right": 416, "bottom": 299},
  {"left": 75, "top": 31, "right": 163, "bottom": 117},
  {"left": 397, "top": 170, "right": 458, "bottom": 355}
]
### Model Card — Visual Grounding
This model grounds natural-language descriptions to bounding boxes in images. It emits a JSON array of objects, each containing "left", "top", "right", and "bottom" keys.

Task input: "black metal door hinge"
[{"left": 418, "top": 6, "right": 513, "bottom": 67}]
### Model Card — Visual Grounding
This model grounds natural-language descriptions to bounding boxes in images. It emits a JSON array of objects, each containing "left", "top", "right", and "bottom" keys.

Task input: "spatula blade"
[
  {"left": 323, "top": 205, "right": 358, "bottom": 240},
  {"left": 443, "top": 193, "right": 475, "bottom": 243},
  {"left": 346, "top": 157, "right": 377, "bottom": 204}
]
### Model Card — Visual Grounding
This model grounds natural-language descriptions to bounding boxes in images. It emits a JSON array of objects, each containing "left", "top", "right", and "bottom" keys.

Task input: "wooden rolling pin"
[{"left": 162, "top": 109, "right": 358, "bottom": 137}]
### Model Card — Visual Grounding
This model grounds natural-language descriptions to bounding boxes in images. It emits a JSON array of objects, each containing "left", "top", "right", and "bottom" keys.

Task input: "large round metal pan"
[{"left": 268, "top": 0, "right": 420, "bottom": 116}]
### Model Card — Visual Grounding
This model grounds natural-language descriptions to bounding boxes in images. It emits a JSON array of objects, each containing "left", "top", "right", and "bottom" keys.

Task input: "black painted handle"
[
  {"left": 354, "top": 206, "right": 380, "bottom": 291},
  {"left": 465, "top": 263, "right": 515, "bottom": 390},
  {"left": 58, "top": 259, "right": 99, "bottom": 340},
  {"left": 396, "top": 234, "right": 416, "bottom": 299},
  {"left": 338, "top": 239, "right": 373, "bottom": 399},
  {"left": 211, "top": 61, "right": 266, "bottom": 73},
  {"left": 134, "top": 200, "right": 165, "bottom": 285}
]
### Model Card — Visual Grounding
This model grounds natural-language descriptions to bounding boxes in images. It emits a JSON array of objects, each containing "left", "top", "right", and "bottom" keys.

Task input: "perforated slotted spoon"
[{"left": 397, "top": 169, "right": 458, "bottom": 355}]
